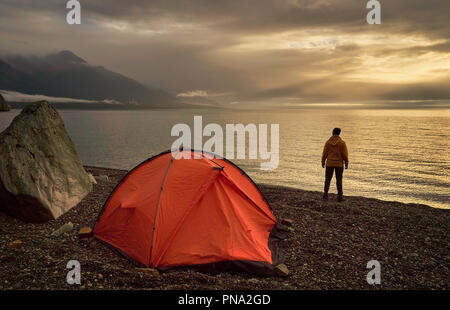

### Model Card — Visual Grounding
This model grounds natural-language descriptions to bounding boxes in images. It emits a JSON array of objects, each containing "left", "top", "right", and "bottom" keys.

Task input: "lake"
[{"left": 1, "top": 107, "right": 449, "bottom": 209}]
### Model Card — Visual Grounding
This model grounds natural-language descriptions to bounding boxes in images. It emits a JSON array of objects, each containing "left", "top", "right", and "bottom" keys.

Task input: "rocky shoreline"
[{"left": 1, "top": 166, "right": 448, "bottom": 290}]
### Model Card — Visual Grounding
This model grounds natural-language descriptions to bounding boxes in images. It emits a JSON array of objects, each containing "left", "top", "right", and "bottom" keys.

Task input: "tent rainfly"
[{"left": 94, "top": 149, "right": 285, "bottom": 275}]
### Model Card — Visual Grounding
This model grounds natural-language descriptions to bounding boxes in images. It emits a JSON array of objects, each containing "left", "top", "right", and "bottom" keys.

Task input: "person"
[{"left": 321, "top": 128, "right": 349, "bottom": 202}]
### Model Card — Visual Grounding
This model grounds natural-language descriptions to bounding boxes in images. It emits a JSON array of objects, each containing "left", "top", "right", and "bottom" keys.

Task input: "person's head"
[{"left": 332, "top": 128, "right": 341, "bottom": 135}]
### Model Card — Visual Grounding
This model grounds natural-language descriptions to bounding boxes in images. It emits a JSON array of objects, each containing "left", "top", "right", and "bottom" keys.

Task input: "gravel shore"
[{"left": 1, "top": 166, "right": 449, "bottom": 290}]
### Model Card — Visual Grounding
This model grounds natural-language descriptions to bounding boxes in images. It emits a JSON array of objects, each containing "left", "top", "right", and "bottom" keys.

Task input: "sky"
[{"left": 0, "top": 0, "right": 449, "bottom": 105}]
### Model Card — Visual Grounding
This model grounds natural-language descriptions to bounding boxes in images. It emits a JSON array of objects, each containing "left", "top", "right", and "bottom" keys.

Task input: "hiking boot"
[
  {"left": 323, "top": 193, "right": 328, "bottom": 200},
  {"left": 337, "top": 195, "right": 344, "bottom": 202}
]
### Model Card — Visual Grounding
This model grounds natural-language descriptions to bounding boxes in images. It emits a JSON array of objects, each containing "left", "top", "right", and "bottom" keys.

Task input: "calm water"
[{"left": 1, "top": 108, "right": 449, "bottom": 209}]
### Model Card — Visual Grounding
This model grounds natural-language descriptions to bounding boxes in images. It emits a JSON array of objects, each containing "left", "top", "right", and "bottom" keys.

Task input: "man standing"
[{"left": 322, "top": 128, "right": 349, "bottom": 202}]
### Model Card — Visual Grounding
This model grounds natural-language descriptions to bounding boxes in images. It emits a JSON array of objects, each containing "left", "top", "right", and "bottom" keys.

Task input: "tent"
[{"left": 94, "top": 149, "right": 284, "bottom": 275}]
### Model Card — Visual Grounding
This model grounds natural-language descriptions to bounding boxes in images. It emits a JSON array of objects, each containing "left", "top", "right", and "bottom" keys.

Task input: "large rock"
[
  {"left": 0, "top": 94, "right": 11, "bottom": 111},
  {"left": 0, "top": 101, "right": 93, "bottom": 222}
]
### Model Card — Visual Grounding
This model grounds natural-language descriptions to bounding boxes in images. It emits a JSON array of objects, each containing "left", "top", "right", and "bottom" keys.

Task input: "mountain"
[{"left": 0, "top": 51, "right": 180, "bottom": 108}]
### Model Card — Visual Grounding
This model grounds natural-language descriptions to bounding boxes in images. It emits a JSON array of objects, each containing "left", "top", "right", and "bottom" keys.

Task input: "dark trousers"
[{"left": 324, "top": 166, "right": 344, "bottom": 196}]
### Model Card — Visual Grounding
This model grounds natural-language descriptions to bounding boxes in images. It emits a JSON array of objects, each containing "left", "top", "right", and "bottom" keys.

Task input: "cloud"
[
  {"left": 176, "top": 90, "right": 232, "bottom": 98},
  {"left": 177, "top": 90, "right": 209, "bottom": 98},
  {"left": 0, "top": 90, "right": 96, "bottom": 103},
  {"left": 0, "top": 90, "right": 129, "bottom": 105},
  {"left": 0, "top": 0, "right": 449, "bottom": 104}
]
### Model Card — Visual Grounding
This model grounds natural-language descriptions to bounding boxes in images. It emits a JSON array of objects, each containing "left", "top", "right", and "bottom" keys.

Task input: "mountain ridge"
[{"left": 0, "top": 51, "right": 182, "bottom": 108}]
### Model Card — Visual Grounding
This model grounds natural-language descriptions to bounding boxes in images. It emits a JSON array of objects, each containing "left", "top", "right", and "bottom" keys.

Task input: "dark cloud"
[
  {"left": 0, "top": 0, "right": 449, "bottom": 103},
  {"left": 75, "top": 0, "right": 450, "bottom": 39},
  {"left": 247, "top": 78, "right": 450, "bottom": 102}
]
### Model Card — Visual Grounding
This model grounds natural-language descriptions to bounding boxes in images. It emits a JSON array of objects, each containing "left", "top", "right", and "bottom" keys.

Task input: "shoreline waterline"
[
  {"left": 85, "top": 165, "right": 443, "bottom": 210},
  {"left": 1, "top": 107, "right": 449, "bottom": 209}
]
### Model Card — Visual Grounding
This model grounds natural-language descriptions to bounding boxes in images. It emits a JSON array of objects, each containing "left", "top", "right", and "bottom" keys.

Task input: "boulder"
[
  {"left": 0, "top": 101, "right": 93, "bottom": 222},
  {"left": 0, "top": 94, "right": 11, "bottom": 112}
]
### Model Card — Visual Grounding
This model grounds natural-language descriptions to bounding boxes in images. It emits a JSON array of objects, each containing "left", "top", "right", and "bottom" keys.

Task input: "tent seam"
[
  {"left": 148, "top": 152, "right": 177, "bottom": 267},
  {"left": 152, "top": 168, "right": 221, "bottom": 267}
]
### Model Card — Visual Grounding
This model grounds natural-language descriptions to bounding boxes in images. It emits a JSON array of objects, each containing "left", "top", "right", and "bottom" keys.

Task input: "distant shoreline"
[
  {"left": 7, "top": 101, "right": 209, "bottom": 111},
  {"left": 85, "top": 165, "right": 441, "bottom": 210},
  {"left": 85, "top": 165, "right": 446, "bottom": 210},
  {"left": 5, "top": 101, "right": 450, "bottom": 111}
]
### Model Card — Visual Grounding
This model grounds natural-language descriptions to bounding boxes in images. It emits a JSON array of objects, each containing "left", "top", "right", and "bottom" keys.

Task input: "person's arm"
[
  {"left": 342, "top": 142, "right": 349, "bottom": 169},
  {"left": 321, "top": 143, "right": 328, "bottom": 168}
]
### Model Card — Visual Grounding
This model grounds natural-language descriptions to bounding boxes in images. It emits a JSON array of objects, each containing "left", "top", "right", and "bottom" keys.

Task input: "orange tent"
[{"left": 94, "top": 150, "right": 284, "bottom": 275}]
